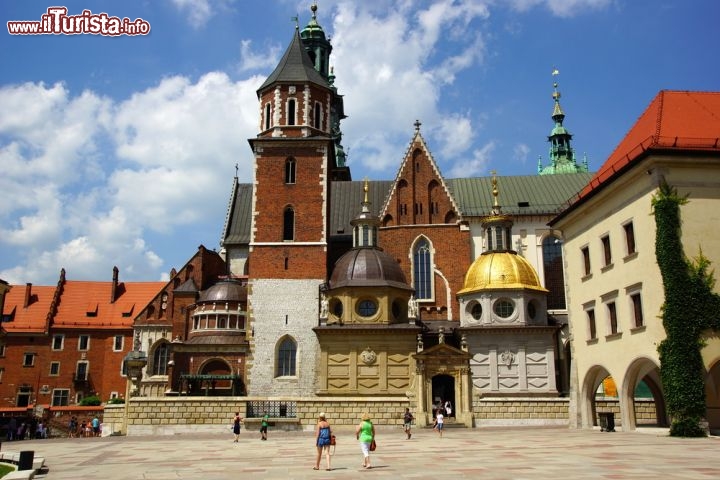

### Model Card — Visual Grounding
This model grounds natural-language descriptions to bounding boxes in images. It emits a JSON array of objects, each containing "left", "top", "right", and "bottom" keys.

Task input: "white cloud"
[
  {"left": 237, "top": 40, "right": 282, "bottom": 72},
  {"left": 507, "top": 0, "right": 613, "bottom": 17},
  {"left": 513, "top": 143, "right": 531, "bottom": 165},
  {"left": 447, "top": 141, "right": 496, "bottom": 178}
]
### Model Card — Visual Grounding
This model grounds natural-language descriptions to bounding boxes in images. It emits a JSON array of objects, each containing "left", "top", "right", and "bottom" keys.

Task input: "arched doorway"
[
  {"left": 622, "top": 358, "right": 667, "bottom": 430},
  {"left": 581, "top": 365, "right": 613, "bottom": 429},
  {"left": 432, "top": 374, "right": 455, "bottom": 418}
]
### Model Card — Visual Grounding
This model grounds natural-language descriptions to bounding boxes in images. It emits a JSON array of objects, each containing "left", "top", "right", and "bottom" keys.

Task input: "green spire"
[{"left": 538, "top": 69, "right": 588, "bottom": 175}]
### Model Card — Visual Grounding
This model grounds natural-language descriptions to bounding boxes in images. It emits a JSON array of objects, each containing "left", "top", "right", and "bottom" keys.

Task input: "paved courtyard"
[{"left": 5, "top": 426, "right": 719, "bottom": 479}]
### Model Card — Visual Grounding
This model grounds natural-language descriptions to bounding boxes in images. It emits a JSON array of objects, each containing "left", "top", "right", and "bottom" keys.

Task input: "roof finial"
[
  {"left": 414, "top": 119, "right": 422, "bottom": 133},
  {"left": 235, "top": 162, "right": 238, "bottom": 178},
  {"left": 311, "top": 1, "right": 318, "bottom": 18},
  {"left": 363, "top": 177, "right": 369, "bottom": 204},
  {"left": 291, "top": 14, "right": 299, "bottom": 29},
  {"left": 490, "top": 169, "right": 500, "bottom": 209}
]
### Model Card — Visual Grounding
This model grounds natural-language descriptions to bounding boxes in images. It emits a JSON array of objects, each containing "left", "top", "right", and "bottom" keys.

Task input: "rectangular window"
[
  {"left": 581, "top": 246, "right": 591, "bottom": 276},
  {"left": 52, "top": 334, "right": 64, "bottom": 351},
  {"left": 113, "top": 335, "right": 124, "bottom": 352},
  {"left": 624, "top": 222, "right": 636, "bottom": 255},
  {"left": 23, "top": 353, "right": 35, "bottom": 367},
  {"left": 0, "top": 344, "right": 5, "bottom": 357},
  {"left": 607, "top": 302, "right": 618, "bottom": 334},
  {"left": 76, "top": 361, "right": 89, "bottom": 381},
  {"left": 78, "top": 335, "right": 90, "bottom": 351},
  {"left": 49, "top": 361, "right": 60, "bottom": 376},
  {"left": 0, "top": 368, "right": 3, "bottom": 382},
  {"left": 631, "top": 293, "right": 644, "bottom": 328},
  {"left": 52, "top": 389, "right": 70, "bottom": 407},
  {"left": 601, "top": 235, "right": 612, "bottom": 267},
  {"left": 587, "top": 309, "right": 597, "bottom": 340}
]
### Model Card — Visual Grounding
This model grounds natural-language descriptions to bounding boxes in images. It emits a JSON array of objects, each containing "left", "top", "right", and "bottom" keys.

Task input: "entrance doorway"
[{"left": 432, "top": 374, "right": 455, "bottom": 418}]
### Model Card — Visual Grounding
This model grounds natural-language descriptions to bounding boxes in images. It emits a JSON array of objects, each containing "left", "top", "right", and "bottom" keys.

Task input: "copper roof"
[{"left": 329, "top": 247, "right": 412, "bottom": 290}]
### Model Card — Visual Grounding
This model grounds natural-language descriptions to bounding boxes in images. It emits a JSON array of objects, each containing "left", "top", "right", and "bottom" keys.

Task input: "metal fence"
[{"left": 245, "top": 401, "right": 297, "bottom": 418}]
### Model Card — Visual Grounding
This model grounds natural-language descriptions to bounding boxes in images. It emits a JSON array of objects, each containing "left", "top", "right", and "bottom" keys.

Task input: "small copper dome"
[
  {"left": 329, "top": 248, "right": 411, "bottom": 290},
  {"left": 199, "top": 279, "right": 247, "bottom": 303},
  {"left": 458, "top": 251, "right": 548, "bottom": 295}
]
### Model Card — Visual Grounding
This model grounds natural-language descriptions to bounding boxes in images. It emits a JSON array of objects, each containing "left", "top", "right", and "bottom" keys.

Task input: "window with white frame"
[
  {"left": 52, "top": 334, "right": 64, "bottom": 350},
  {"left": 76, "top": 361, "right": 89, "bottom": 381},
  {"left": 113, "top": 335, "right": 123, "bottom": 352},
  {"left": 49, "top": 361, "right": 60, "bottom": 376},
  {"left": 52, "top": 388, "right": 70, "bottom": 407},
  {"left": 78, "top": 335, "right": 90, "bottom": 351},
  {"left": 152, "top": 343, "right": 169, "bottom": 376},
  {"left": 23, "top": 353, "right": 35, "bottom": 367}
]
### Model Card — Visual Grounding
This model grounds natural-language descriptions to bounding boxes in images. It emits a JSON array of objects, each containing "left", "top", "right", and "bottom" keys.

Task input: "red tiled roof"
[
  {"left": 2, "top": 284, "right": 57, "bottom": 333},
  {"left": 2, "top": 280, "right": 164, "bottom": 333},
  {"left": 52, "top": 281, "right": 164, "bottom": 329},
  {"left": 578, "top": 90, "right": 720, "bottom": 198}
]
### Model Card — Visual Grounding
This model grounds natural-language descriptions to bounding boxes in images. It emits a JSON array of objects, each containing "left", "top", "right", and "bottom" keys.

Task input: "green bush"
[
  {"left": 107, "top": 397, "right": 125, "bottom": 404},
  {"left": 79, "top": 395, "right": 102, "bottom": 406}
]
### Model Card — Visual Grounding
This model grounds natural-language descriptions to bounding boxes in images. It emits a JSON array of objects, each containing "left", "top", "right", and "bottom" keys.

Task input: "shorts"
[
  {"left": 260, "top": 425, "right": 268, "bottom": 433},
  {"left": 403, "top": 422, "right": 412, "bottom": 430},
  {"left": 436, "top": 423, "right": 444, "bottom": 430}
]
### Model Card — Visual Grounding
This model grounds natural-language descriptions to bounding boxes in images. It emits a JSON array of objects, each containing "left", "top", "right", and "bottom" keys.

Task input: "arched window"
[
  {"left": 276, "top": 337, "right": 297, "bottom": 377},
  {"left": 285, "top": 157, "right": 296, "bottom": 184},
  {"left": 543, "top": 235, "right": 566, "bottom": 309},
  {"left": 264, "top": 103, "right": 271, "bottom": 130},
  {"left": 413, "top": 237, "right": 432, "bottom": 299},
  {"left": 287, "top": 99, "right": 296, "bottom": 125},
  {"left": 152, "top": 343, "right": 169, "bottom": 376},
  {"left": 283, "top": 207, "right": 294, "bottom": 241}
]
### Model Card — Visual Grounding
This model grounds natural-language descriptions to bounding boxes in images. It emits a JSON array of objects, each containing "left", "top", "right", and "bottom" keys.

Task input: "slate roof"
[
  {"left": 257, "top": 28, "right": 329, "bottom": 93},
  {"left": 222, "top": 182, "right": 253, "bottom": 245}
]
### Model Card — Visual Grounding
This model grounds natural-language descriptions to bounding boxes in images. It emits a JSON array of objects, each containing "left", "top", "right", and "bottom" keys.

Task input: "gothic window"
[
  {"left": 276, "top": 337, "right": 297, "bottom": 377},
  {"left": 285, "top": 158, "right": 296, "bottom": 184},
  {"left": 283, "top": 207, "right": 295, "bottom": 241},
  {"left": 152, "top": 343, "right": 169, "bottom": 376},
  {"left": 542, "top": 235, "right": 566, "bottom": 309},
  {"left": 413, "top": 237, "right": 432, "bottom": 300},
  {"left": 287, "top": 98, "right": 296, "bottom": 125}
]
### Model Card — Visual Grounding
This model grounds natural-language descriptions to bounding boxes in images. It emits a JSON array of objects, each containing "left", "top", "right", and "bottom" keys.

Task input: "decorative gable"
[{"left": 380, "top": 124, "right": 461, "bottom": 227}]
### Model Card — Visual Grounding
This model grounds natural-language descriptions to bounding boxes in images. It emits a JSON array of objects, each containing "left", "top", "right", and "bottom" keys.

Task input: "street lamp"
[{"left": 123, "top": 332, "right": 147, "bottom": 397}]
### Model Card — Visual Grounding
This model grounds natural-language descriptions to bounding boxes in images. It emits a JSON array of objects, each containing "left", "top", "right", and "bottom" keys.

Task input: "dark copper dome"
[
  {"left": 329, "top": 248, "right": 412, "bottom": 290},
  {"left": 198, "top": 279, "right": 247, "bottom": 303}
]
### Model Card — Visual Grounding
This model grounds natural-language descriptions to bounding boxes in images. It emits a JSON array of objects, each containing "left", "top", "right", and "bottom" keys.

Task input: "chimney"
[
  {"left": 24, "top": 283, "right": 32, "bottom": 308},
  {"left": 111, "top": 266, "right": 119, "bottom": 304}
]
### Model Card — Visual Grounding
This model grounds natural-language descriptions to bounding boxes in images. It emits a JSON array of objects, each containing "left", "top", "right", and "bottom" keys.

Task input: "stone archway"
[
  {"left": 621, "top": 357, "right": 667, "bottom": 430},
  {"left": 581, "top": 365, "right": 612, "bottom": 429}
]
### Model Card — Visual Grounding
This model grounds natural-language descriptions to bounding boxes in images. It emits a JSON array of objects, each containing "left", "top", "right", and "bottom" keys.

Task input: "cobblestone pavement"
[{"left": 5, "top": 426, "right": 720, "bottom": 479}]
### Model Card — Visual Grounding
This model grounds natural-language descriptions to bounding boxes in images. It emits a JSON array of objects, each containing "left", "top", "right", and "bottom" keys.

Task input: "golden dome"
[{"left": 458, "top": 252, "right": 548, "bottom": 294}]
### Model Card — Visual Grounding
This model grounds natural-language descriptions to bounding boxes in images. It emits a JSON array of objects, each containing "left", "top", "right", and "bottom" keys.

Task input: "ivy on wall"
[{"left": 653, "top": 181, "right": 720, "bottom": 437}]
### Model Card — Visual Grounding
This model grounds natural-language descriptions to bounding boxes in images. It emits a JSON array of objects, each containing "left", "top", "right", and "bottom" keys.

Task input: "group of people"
[
  {"left": 231, "top": 411, "right": 269, "bottom": 443},
  {"left": 67, "top": 415, "right": 101, "bottom": 437},
  {"left": 314, "top": 412, "right": 376, "bottom": 471},
  {"left": 5, "top": 416, "right": 49, "bottom": 440}
]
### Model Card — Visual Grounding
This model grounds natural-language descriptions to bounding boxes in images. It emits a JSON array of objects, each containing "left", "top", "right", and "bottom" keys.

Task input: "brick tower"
[{"left": 245, "top": 5, "right": 349, "bottom": 396}]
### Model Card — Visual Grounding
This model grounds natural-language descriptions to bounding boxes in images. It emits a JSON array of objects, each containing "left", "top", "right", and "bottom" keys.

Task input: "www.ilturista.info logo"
[{"left": 7, "top": 7, "right": 151, "bottom": 36}]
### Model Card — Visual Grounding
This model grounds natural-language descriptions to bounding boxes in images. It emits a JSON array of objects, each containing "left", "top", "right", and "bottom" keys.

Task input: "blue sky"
[{"left": 1, "top": 0, "right": 718, "bottom": 285}]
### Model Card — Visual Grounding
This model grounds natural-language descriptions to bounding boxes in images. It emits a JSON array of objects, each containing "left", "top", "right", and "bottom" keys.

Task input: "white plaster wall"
[{"left": 247, "top": 278, "right": 322, "bottom": 396}]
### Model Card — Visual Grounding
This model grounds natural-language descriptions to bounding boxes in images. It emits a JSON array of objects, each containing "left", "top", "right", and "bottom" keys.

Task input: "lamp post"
[{"left": 123, "top": 332, "right": 147, "bottom": 398}]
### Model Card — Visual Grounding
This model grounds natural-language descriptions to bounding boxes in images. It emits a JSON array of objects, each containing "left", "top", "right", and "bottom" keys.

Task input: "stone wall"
[
  {"left": 247, "top": 279, "right": 322, "bottom": 397},
  {"left": 116, "top": 396, "right": 411, "bottom": 436},
  {"left": 473, "top": 397, "right": 570, "bottom": 426}
]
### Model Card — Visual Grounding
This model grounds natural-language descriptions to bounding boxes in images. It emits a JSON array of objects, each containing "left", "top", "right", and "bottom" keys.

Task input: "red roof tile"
[
  {"left": 579, "top": 90, "right": 720, "bottom": 198},
  {"left": 2, "top": 284, "right": 57, "bottom": 333},
  {"left": 53, "top": 281, "right": 164, "bottom": 329}
]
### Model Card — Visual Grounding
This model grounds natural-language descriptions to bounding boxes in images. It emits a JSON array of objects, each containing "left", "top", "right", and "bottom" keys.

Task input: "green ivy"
[{"left": 652, "top": 181, "right": 720, "bottom": 437}]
